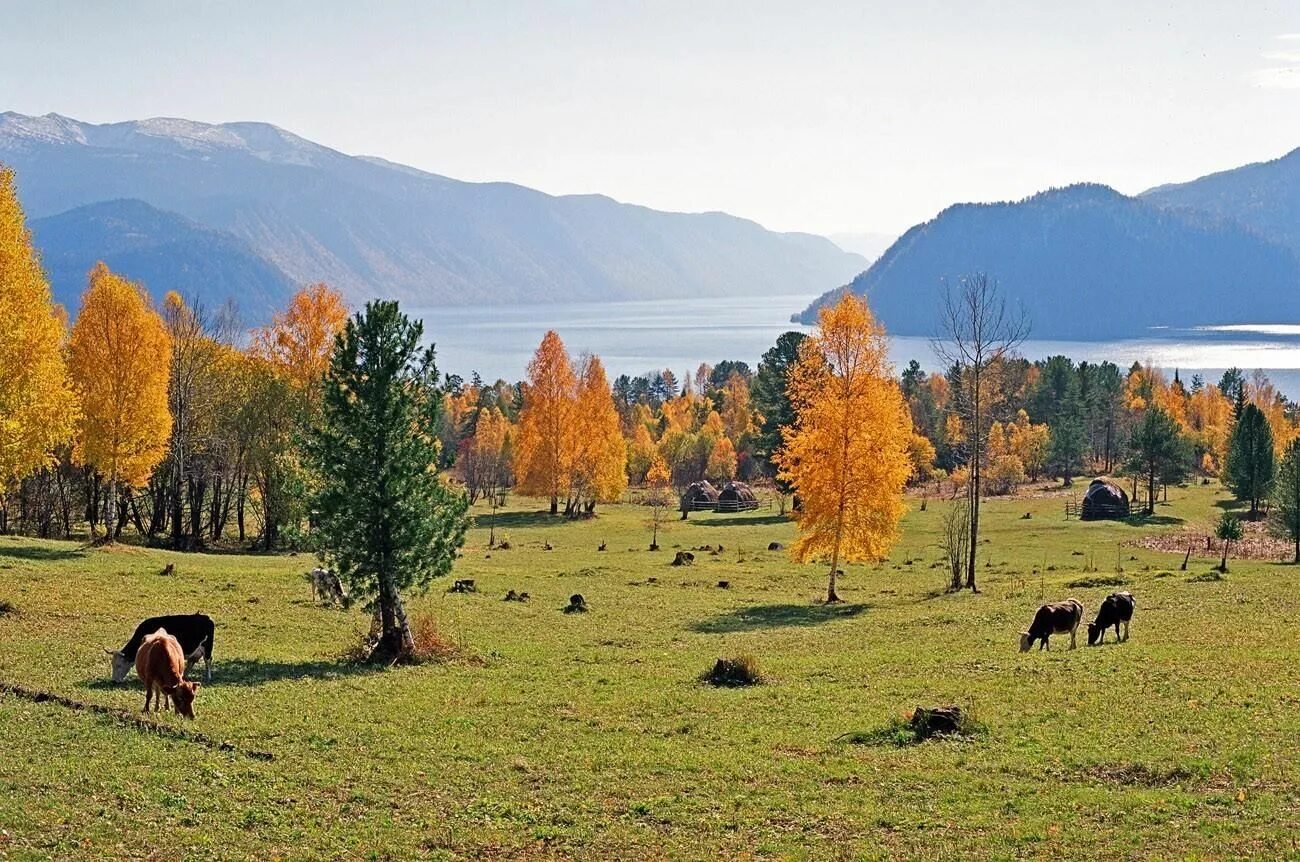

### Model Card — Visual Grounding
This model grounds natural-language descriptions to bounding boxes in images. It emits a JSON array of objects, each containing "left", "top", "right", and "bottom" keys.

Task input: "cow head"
[
  {"left": 106, "top": 649, "right": 131, "bottom": 683},
  {"left": 1018, "top": 632, "right": 1032, "bottom": 653},
  {"left": 1087, "top": 622, "right": 1102, "bottom": 646},
  {"left": 170, "top": 681, "right": 200, "bottom": 719}
]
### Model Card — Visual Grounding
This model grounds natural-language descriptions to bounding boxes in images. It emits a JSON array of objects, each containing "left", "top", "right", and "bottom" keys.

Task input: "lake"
[{"left": 410, "top": 295, "right": 1300, "bottom": 398}]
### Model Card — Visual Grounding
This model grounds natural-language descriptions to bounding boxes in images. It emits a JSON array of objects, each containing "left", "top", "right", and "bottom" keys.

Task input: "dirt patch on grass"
[
  {"left": 1075, "top": 762, "right": 1204, "bottom": 788},
  {"left": 1134, "top": 520, "right": 1292, "bottom": 562}
]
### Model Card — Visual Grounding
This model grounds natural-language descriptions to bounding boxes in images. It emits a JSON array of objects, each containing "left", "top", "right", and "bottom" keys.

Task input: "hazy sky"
[{"left": 2, "top": 1, "right": 1298, "bottom": 237}]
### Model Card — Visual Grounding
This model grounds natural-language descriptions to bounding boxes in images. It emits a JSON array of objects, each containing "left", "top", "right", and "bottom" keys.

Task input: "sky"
[{"left": 2, "top": 1, "right": 1299, "bottom": 238}]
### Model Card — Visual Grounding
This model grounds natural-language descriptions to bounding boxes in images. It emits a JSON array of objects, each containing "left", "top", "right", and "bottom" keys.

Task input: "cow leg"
[
  {"left": 1122, "top": 620, "right": 1129, "bottom": 642},
  {"left": 143, "top": 684, "right": 152, "bottom": 713},
  {"left": 1069, "top": 627, "right": 1077, "bottom": 650}
]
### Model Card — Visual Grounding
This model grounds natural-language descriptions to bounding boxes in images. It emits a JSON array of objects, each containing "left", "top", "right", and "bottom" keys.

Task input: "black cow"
[
  {"left": 1087, "top": 592, "right": 1135, "bottom": 645},
  {"left": 107, "top": 613, "right": 214, "bottom": 683},
  {"left": 1019, "top": 598, "right": 1084, "bottom": 652}
]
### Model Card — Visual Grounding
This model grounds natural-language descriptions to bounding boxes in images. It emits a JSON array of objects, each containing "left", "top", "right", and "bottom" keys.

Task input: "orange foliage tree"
[
  {"left": 514, "top": 331, "right": 578, "bottom": 514},
  {"left": 0, "top": 166, "right": 77, "bottom": 496},
  {"left": 68, "top": 264, "right": 172, "bottom": 539},
  {"left": 254, "top": 283, "right": 348, "bottom": 391},
  {"left": 570, "top": 355, "right": 628, "bottom": 513},
  {"left": 776, "top": 294, "right": 913, "bottom": 603}
]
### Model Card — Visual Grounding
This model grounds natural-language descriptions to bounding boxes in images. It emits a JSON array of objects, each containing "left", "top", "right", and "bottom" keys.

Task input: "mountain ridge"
[
  {"left": 1, "top": 110, "right": 866, "bottom": 310},
  {"left": 797, "top": 176, "right": 1300, "bottom": 339}
]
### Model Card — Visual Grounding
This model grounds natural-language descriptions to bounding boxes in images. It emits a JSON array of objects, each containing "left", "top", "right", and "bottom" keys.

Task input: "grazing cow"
[
  {"left": 1019, "top": 598, "right": 1085, "bottom": 652},
  {"left": 108, "top": 613, "right": 214, "bottom": 683},
  {"left": 307, "top": 567, "right": 348, "bottom": 607},
  {"left": 135, "top": 629, "right": 200, "bottom": 718},
  {"left": 1088, "top": 591, "right": 1136, "bottom": 645}
]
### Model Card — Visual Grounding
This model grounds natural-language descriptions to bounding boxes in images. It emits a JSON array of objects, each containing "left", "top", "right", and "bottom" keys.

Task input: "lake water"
[{"left": 409, "top": 294, "right": 1300, "bottom": 398}]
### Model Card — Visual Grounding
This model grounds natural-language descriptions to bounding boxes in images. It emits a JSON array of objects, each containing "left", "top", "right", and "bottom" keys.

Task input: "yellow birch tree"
[
  {"left": 775, "top": 293, "right": 912, "bottom": 603},
  {"left": 0, "top": 166, "right": 78, "bottom": 494},
  {"left": 514, "top": 330, "right": 578, "bottom": 514},
  {"left": 68, "top": 263, "right": 172, "bottom": 539},
  {"left": 570, "top": 354, "right": 627, "bottom": 513}
]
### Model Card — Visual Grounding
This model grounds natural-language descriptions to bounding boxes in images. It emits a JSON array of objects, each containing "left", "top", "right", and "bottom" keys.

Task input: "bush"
[
  {"left": 986, "top": 455, "right": 1026, "bottom": 496},
  {"left": 701, "top": 655, "right": 763, "bottom": 687},
  {"left": 409, "top": 611, "right": 461, "bottom": 663}
]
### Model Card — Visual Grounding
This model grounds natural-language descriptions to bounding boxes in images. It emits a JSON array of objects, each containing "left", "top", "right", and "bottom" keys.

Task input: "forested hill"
[
  {"left": 30, "top": 199, "right": 296, "bottom": 318},
  {"left": 0, "top": 111, "right": 865, "bottom": 314},
  {"left": 796, "top": 182, "right": 1300, "bottom": 339},
  {"left": 1142, "top": 146, "right": 1300, "bottom": 256}
]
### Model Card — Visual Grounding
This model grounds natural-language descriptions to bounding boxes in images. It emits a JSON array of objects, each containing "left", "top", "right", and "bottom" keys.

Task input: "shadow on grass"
[
  {"left": 1123, "top": 514, "right": 1184, "bottom": 527},
  {"left": 0, "top": 544, "right": 85, "bottom": 562},
  {"left": 689, "top": 602, "right": 868, "bottom": 634},
  {"left": 83, "top": 657, "right": 382, "bottom": 690},
  {"left": 689, "top": 514, "right": 790, "bottom": 528},
  {"left": 474, "top": 510, "right": 570, "bottom": 530}
]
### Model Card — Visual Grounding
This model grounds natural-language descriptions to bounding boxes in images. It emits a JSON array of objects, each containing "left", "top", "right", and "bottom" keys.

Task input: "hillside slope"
[
  {"left": 797, "top": 184, "right": 1300, "bottom": 338},
  {"left": 1, "top": 112, "right": 865, "bottom": 307},
  {"left": 30, "top": 198, "right": 295, "bottom": 319}
]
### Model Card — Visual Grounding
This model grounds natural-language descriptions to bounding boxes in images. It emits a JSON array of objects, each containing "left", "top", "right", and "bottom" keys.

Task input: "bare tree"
[
  {"left": 932, "top": 273, "right": 1028, "bottom": 592},
  {"left": 938, "top": 497, "right": 970, "bottom": 592}
]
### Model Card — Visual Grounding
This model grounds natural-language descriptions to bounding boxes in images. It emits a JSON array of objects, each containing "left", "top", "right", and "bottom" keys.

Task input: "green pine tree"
[
  {"left": 1123, "top": 406, "right": 1191, "bottom": 516},
  {"left": 307, "top": 301, "right": 469, "bottom": 662},
  {"left": 1270, "top": 439, "right": 1300, "bottom": 564},
  {"left": 1225, "top": 403, "right": 1275, "bottom": 518}
]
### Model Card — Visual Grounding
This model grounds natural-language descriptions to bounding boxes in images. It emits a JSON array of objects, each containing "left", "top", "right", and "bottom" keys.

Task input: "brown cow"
[
  {"left": 135, "top": 628, "right": 200, "bottom": 718},
  {"left": 1019, "top": 598, "right": 1085, "bottom": 652}
]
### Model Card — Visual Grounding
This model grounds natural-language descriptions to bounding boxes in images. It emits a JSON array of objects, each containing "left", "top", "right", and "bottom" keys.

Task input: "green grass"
[{"left": 1, "top": 482, "right": 1298, "bottom": 860}]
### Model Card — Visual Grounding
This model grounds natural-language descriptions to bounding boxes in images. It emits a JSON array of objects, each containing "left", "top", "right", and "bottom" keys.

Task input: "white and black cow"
[
  {"left": 108, "top": 613, "right": 214, "bottom": 683},
  {"left": 1019, "top": 599, "right": 1084, "bottom": 652},
  {"left": 1087, "top": 591, "right": 1135, "bottom": 645}
]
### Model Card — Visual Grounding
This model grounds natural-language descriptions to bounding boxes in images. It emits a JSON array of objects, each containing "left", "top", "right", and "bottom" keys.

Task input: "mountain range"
[
  {"left": 0, "top": 111, "right": 866, "bottom": 321},
  {"left": 799, "top": 148, "right": 1300, "bottom": 338}
]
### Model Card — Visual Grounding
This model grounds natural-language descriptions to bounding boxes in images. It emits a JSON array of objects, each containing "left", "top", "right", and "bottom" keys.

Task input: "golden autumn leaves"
[
  {"left": 0, "top": 167, "right": 350, "bottom": 538},
  {"left": 0, "top": 168, "right": 77, "bottom": 492},
  {"left": 513, "top": 331, "right": 627, "bottom": 516},
  {"left": 776, "top": 294, "right": 914, "bottom": 602}
]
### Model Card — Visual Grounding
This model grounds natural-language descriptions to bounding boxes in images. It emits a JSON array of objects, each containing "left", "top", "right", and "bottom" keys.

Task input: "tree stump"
[
  {"left": 504, "top": 589, "right": 530, "bottom": 602},
  {"left": 910, "top": 705, "right": 964, "bottom": 739},
  {"left": 671, "top": 551, "right": 695, "bottom": 566},
  {"left": 564, "top": 594, "right": 588, "bottom": 613},
  {"left": 716, "top": 580, "right": 730, "bottom": 589},
  {"left": 449, "top": 579, "right": 476, "bottom": 594},
  {"left": 768, "top": 542, "right": 784, "bottom": 551}
]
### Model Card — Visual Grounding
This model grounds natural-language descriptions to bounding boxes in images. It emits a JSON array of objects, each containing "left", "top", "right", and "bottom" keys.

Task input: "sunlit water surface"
[{"left": 409, "top": 295, "right": 1300, "bottom": 398}]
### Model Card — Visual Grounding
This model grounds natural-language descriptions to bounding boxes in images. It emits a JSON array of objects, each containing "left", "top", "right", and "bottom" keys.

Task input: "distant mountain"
[
  {"left": 30, "top": 199, "right": 295, "bottom": 319},
  {"left": 826, "top": 231, "right": 895, "bottom": 264},
  {"left": 798, "top": 182, "right": 1300, "bottom": 338},
  {"left": 1, "top": 112, "right": 866, "bottom": 310},
  {"left": 1142, "top": 147, "right": 1300, "bottom": 256}
]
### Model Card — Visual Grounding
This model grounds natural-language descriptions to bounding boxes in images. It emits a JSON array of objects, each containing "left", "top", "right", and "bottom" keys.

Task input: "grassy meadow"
[{"left": 0, "top": 481, "right": 1297, "bottom": 860}]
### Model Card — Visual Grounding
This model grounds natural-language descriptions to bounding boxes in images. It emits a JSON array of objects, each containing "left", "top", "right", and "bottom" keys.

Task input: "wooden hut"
[
  {"left": 681, "top": 480, "right": 720, "bottom": 512},
  {"left": 1080, "top": 478, "right": 1130, "bottom": 520},
  {"left": 716, "top": 481, "right": 760, "bottom": 512}
]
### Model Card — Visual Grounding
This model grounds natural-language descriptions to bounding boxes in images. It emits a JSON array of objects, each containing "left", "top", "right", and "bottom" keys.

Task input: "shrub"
[
  {"left": 986, "top": 455, "right": 1026, "bottom": 496},
  {"left": 702, "top": 655, "right": 763, "bottom": 687},
  {"left": 409, "top": 611, "right": 461, "bottom": 663}
]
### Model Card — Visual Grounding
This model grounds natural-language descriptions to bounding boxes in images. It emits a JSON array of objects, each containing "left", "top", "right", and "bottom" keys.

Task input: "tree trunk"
[
  {"left": 102, "top": 474, "right": 117, "bottom": 543},
  {"left": 549, "top": 495, "right": 558, "bottom": 515},
  {"left": 966, "top": 375, "right": 981, "bottom": 592}
]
